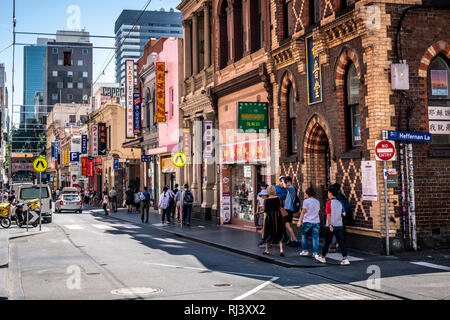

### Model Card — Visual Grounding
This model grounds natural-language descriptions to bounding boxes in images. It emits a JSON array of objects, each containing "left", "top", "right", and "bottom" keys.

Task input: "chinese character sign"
[
  {"left": 306, "top": 36, "right": 323, "bottom": 105},
  {"left": 182, "top": 128, "right": 191, "bottom": 159},
  {"left": 81, "top": 157, "right": 87, "bottom": 176},
  {"left": 125, "top": 60, "right": 135, "bottom": 138},
  {"left": 133, "top": 93, "right": 142, "bottom": 134},
  {"left": 98, "top": 123, "right": 107, "bottom": 156},
  {"left": 155, "top": 62, "right": 166, "bottom": 123},
  {"left": 428, "top": 106, "right": 450, "bottom": 135},
  {"left": 81, "top": 135, "right": 87, "bottom": 154},
  {"left": 92, "top": 124, "right": 98, "bottom": 156},
  {"left": 237, "top": 102, "right": 268, "bottom": 133},
  {"left": 203, "top": 120, "right": 214, "bottom": 158},
  {"left": 54, "top": 139, "right": 59, "bottom": 160}
]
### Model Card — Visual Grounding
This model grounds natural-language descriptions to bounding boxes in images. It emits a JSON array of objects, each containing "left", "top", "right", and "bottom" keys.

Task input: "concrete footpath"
[{"left": 88, "top": 206, "right": 383, "bottom": 268}]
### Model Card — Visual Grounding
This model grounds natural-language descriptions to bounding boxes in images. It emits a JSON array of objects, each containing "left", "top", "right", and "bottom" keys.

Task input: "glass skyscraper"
[
  {"left": 22, "top": 41, "right": 46, "bottom": 122},
  {"left": 114, "top": 9, "right": 183, "bottom": 83}
]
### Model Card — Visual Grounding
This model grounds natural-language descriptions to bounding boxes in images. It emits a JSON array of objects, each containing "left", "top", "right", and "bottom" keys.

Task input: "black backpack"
[
  {"left": 337, "top": 193, "right": 353, "bottom": 224},
  {"left": 292, "top": 187, "right": 301, "bottom": 213},
  {"left": 184, "top": 190, "right": 193, "bottom": 205},
  {"left": 168, "top": 191, "right": 175, "bottom": 208}
]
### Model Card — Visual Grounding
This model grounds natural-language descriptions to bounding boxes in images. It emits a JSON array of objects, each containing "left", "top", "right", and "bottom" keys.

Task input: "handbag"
[{"left": 279, "top": 198, "right": 289, "bottom": 217}]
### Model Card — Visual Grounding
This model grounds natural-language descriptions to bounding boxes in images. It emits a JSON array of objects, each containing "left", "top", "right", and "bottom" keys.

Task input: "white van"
[{"left": 17, "top": 184, "right": 53, "bottom": 223}]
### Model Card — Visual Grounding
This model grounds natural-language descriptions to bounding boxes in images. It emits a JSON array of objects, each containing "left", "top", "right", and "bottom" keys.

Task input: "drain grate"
[
  {"left": 214, "top": 283, "right": 232, "bottom": 287},
  {"left": 111, "top": 287, "right": 162, "bottom": 296}
]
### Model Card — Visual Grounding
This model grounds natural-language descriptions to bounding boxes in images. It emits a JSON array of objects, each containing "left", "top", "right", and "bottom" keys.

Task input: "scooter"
[
  {"left": 0, "top": 202, "right": 11, "bottom": 228},
  {"left": 11, "top": 199, "right": 41, "bottom": 228}
]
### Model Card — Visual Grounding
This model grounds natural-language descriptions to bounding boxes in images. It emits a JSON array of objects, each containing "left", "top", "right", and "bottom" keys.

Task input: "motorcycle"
[
  {"left": 11, "top": 199, "right": 41, "bottom": 228},
  {"left": 0, "top": 202, "right": 11, "bottom": 228}
]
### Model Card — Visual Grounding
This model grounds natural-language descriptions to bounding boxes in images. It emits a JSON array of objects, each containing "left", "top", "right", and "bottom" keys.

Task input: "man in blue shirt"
[
  {"left": 283, "top": 176, "right": 300, "bottom": 246},
  {"left": 275, "top": 176, "right": 287, "bottom": 201}
]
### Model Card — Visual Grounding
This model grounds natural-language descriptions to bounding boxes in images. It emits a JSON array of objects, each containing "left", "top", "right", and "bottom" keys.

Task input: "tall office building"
[
  {"left": 43, "top": 30, "right": 93, "bottom": 116},
  {"left": 114, "top": 8, "right": 182, "bottom": 83},
  {"left": 22, "top": 38, "right": 47, "bottom": 123}
]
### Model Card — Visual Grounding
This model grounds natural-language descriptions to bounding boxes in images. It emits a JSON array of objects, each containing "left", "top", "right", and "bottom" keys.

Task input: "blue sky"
[{"left": 0, "top": 0, "right": 181, "bottom": 124}]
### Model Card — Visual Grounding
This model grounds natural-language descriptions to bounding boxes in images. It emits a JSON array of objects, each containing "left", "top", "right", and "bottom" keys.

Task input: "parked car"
[
  {"left": 56, "top": 194, "right": 83, "bottom": 213},
  {"left": 17, "top": 184, "right": 52, "bottom": 223},
  {"left": 62, "top": 187, "right": 78, "bottom": 195}
]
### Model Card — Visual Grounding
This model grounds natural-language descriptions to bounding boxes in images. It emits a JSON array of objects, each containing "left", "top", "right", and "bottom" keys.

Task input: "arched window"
[
  {"left": 283, "top": 0, "right": 293, "bottom": 39},
  {"left": 218, "top": 0, "right": 229, "bottom": 69},
  {"left": 428, "top": 55, "right": 450, "bottom": 145},
  {"left": 346, "top": 63, "right": 361, "bottom": 148},
  {"left": 287, "top": 83, "right": 297, "bottom": 154}
]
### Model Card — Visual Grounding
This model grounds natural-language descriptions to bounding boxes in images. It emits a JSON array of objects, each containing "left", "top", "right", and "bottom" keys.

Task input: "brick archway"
[
  {"left": 303, "top": 114, "right": 333, "bottom": 158},
  {"left": 418, "top": 41, "right": 450, "bottom": 78},
  {"left": 335, "top": 46, "right": 361, "bottom": 87}
]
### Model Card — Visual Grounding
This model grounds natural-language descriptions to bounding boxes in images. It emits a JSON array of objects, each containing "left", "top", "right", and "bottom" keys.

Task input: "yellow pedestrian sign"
[
  {"left": 172, "top": 152, "right": 186, "bottom": 167},
  {"left": 33, "top": 157, "right": 48, "bottom": 173}
]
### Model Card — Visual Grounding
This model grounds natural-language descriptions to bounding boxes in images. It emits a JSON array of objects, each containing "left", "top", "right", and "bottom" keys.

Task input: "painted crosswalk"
[
  {"left": 410, "top": 261, "right": 450, "bottom": 271},
  {"left": 62, "top": 223, "right": 142, "bottom": 231},
  {"left": 326, "top": 253, "right": 364, "bottom": 262}
]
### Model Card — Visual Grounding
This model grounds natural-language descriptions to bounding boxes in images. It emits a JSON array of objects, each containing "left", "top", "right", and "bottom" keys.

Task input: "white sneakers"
[
  {"left": 341, "top": 258, "right": 350, "bottom": 265},
  {"left": 299, "top": 250, "right": 309, "bottom": 256},
  {"left": 315, "top": 255, "right": 326, "bottom": 263}
]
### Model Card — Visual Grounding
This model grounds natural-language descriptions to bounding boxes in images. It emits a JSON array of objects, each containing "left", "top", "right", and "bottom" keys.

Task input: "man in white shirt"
[
  {"left": 109, "top": 187, "right": 117, "bottom": 212},
  {"left": 159, "top": 186, "right": 175, "bottom": 224},
  {"left": 297, "top": 187, "right": 321, "bottom": 258}
]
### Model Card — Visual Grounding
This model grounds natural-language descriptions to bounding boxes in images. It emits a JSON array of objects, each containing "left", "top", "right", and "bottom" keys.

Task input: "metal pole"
[
  {"left": 39, "top": 171, "right": 42, "bottom": 231},
  {"left": 383, "top": 160, "right": 390, "bottom": 255},
  {"left": 407, "top": 143, "right": 417, "bottom": 251}
]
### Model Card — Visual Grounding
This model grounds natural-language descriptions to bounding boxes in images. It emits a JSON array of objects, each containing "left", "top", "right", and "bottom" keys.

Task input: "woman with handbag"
[{"left": 261, "top": 185, "right": 288, "bottom": 256}]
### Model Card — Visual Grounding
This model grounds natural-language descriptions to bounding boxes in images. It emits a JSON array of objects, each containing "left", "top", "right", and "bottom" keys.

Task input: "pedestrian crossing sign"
[
  {"left": 172, "top": 152, "right": 186, "bottom": 167},
  {"left": 33, "top": 156, "right": 48, "bottom": 173}
]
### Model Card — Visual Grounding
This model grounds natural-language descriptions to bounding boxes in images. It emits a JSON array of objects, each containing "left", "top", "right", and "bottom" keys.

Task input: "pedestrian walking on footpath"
[
  {"left": 109, "top": 187, "right": 117, "bottom": 212},
  {"left": 125, "top": 186, "right": 134, "bottom": 213},
  {"left": 283, "top": 176, "right": 300, "bottom": 246},
  {"left": 257, "top": 189, "right": 269, "bottom": 248},
  {"left": 102, "top": 191, "right": 109, "bottom": 216},
  {"left": 171, "top": 184, "right": 179, "bottom": 219},
  {"left": 297, "top": 187, "right": 321, "bottom": 258},
  {"left": 255, "top": 181, "right": 267, "bottom": 229},
  {"left": 174, "top": 185, "right": 182, "bottom": 222},
  {"left": 84, "top": 189, "right": 90, "bottom": 207},
  {"left": 275, "top": 176, "right": 287, "bottom": 202},
  {"left": 261, "top": 185, "right": 287, "bottom": 256},
  {"left": 315, "top": 185, "right": 350, "bottom": 265},
  {"left": 181, "top": 184, "right": 194, "bottom": 226},
  {"left": 141, "top": 186, "right": 151, "bottom": 223},
  {"left": 134, "top": 188, "right": 141, "bottom": 213},
  {"left": 159, "top": 186, "right": 174, "bottom": 224}
]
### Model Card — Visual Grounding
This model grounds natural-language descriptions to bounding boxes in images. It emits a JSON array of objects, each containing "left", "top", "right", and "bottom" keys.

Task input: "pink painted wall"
[{"left": 155, "top": 38, "right": 179, "bottom": 151}]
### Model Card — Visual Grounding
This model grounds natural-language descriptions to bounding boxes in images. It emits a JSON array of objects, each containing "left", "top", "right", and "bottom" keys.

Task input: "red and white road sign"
[{"left": 375, "top": 140, "right": 396, "bottom": 161}]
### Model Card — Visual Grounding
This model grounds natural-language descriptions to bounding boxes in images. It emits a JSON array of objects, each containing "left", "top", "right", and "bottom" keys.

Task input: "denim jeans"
[
  {"left": 322, "top": 226, "right": 348, "bottom": 258},
  {"left": 182, "top": 205, "right": 192, "bottom": 224},
  {"left": 301, "top": 222, "right": 320, "bottom": 254}
]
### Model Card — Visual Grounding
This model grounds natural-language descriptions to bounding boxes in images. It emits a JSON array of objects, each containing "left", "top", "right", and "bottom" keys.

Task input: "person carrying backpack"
[
  {"left": 181, "top": 184, "right": 194, "bottom": 226},
  {"left": 141, "top": 186, "right": 151, "bottom": 223},
  {"left": 159, "top": 186, "right": 174, "bottom": 224},
  {"left": 283, "top": 176, "right": 300, "bottom": 246}
]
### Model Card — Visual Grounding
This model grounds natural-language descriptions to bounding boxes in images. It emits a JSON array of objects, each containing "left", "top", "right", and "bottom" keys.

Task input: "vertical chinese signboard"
[
  {"left": 237, "top": 102, "right": 268, "bottom": 133},
  {"left": 54, "top": 139, "right": 59, "bottom": 160},
  {"left": 87, "top": 159, "right": 94, "bottom": 177},
  {"left": 306, "top": 36, "right": 323, "bottom": 105},
  {"left": 203, "top": 120, "right": 214, "bottom": 158},
  {"left": 98, "top": 123, "right": 106, "bottom": 155},
  {"left": 182, "top": 128, "right": 191, "bottom": 159},
  {"left": 133, "top": 92, "right": 142, "bottom": 134},
  {"left": 125, "top": 59, "right": 134, "bottom": 138},
  {"left": 81, "top": 157, "right": 87, "bottom": 176},
  {"left": 155, "top": 62, "right": 166, "bottom": 123},
  {"left": 92, "top": 124, "right": 98, "bottom": 156},
  {"left": 221, "top": 165, "right": 231, "bottom": 224},
  {"left": 81, "top": 135, "right": 87, "bottom": 154}
]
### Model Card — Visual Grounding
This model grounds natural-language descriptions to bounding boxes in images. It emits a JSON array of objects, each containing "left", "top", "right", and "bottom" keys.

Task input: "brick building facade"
[{"left": 267, "top": 0, "right": 450, "bottom": 252}]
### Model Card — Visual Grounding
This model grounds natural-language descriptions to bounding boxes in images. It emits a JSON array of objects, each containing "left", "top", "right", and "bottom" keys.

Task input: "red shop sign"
[{"left": 87, "top": 160, "right": 94, "bottom": 177}]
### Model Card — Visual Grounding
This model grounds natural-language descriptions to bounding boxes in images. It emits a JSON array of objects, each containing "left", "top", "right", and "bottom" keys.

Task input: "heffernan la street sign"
[{"left": 387, "top": 130, "right": 432, "bottom": 142}]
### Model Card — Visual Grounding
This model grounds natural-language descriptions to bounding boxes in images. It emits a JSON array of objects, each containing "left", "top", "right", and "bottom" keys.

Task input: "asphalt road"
[{"left": 6, "top": 210, "right": 450, "bottom": 300}]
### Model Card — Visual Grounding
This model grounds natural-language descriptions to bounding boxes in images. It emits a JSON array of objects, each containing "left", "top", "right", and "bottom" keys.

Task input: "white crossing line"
[
  {"left": 284, "top": 284, "right": 375, "bottom": 300},
  {"left": 233, "top": 277, "right": 279, "bottom": 300},
  {"left": 410, "top": 261, "right": 450, "bottom": 271},
  {"left": 64, "top": 225, "right": 84, "bottom": 230},
  {"left": 326, "top": 253, "right": 364, "bottom": 262},
  {"left": 152, "top": 237, "right": 186, "bottom": 244},
  {"left": 152, "top": 223, "right": 165, "bottom": 227},
  {"left": 92, "top": 224, "right": 116, "bottom": 230}
]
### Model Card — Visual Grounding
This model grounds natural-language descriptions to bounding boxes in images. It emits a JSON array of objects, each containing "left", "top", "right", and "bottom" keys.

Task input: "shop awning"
[{"left": 122, "top": 137, "right": 143, "bottom": 148}]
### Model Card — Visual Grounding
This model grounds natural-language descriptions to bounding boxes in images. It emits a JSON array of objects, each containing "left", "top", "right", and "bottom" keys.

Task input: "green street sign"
[{"left": 237, "top": 102, "right": 268, "bottom": 133}]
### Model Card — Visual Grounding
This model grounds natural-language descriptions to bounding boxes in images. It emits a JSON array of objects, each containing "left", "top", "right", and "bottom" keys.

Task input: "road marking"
[
  {"left": 282, "top": 284, "right": 376, "bottom": 300},
  {"left": 92, "top": 224, "right": 116, "bottom": 230},
  {"left": 233, "top": 277, "right": 279, "bottom": 300},
  {"left": 326, "top": 253, "right": 364, "bottom": 262},
  {"left": 152, "top": 237, "right": 186, "bottom": 244},
  {"left": 64, "top": 225, "right": 84, "bottom": 230},
  {"left": 410, "top": 261, "right": 450, "bottom": 271}
]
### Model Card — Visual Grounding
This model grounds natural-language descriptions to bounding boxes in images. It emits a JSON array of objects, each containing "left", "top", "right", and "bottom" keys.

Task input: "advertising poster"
[
  {"left": 155, "top": 62, "right": 166, "bottom": 123},
  {"left": 221, "top": 165, "right": 231, "bottom": 224},
  {"left": 362, "top": 160, "right": 378, "bottom": 201},
  {"left": 431, "top": 70, "right": 448, "bottom": 96},
  {"left": 125, "top": 60, "right": 135, "bottom": 138}
]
